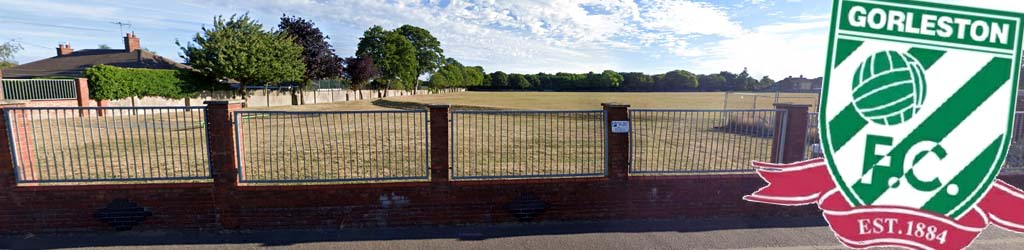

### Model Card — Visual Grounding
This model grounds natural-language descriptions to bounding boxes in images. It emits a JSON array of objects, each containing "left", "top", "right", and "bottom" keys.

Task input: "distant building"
[
  {"left": 0, "top": 33, "right": 188, "bottom": 79},
  {"left": 775, "top": 75, "right": 823, "bottom": 92}
]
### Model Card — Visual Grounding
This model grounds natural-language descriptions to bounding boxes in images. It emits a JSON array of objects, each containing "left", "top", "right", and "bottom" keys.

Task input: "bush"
[{"left": 85, "top": 65, "right": 221, "bottom": 100}]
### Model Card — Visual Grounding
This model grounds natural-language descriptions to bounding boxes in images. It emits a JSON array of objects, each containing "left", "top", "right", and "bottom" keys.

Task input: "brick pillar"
[
  {"left": 0, "top": 69, "right": 5, "bottom": 100},
  {"left": 205, "top": 100, "right": 243, "bottom": 229},
  {"left": 0, "top": 101, "right": 33, "bottom": 187},
  {"left": 428, "top": 104, "right": 450, "bottom": 186},
  {"left": 602, "top": 103, "right": 630, "bottom": 181},
  {"left": 74, "top": 78, "right": 91, "bottom": 116},
  {"left": 771, "top": 103, "right": 811, "bottom": 163}
]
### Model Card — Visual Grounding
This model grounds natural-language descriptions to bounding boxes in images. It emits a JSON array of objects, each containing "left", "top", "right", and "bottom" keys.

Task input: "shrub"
[{"left": 84, "top": 65, "right": 221, "bottom": 100}]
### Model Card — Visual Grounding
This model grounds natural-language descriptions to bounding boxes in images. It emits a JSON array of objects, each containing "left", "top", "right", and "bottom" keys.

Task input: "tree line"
[
  {"left": 460, "top": 69, "right": 775, "bottom": 92},
  {"left": 167, "top": 13, "right": 780, "bottom": 96}
]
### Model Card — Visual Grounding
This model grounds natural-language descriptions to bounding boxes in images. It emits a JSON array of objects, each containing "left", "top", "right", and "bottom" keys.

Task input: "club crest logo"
[{"left": 745, "top": 0, "right": 1024, "bottom": 249}]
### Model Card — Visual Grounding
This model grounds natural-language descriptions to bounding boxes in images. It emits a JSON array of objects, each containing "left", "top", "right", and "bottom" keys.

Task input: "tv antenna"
[{"left": 111, "top": 21, "right": 132, "bottom": 34}]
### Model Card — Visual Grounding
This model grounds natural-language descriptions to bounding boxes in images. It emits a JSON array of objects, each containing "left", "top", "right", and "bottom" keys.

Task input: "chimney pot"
[
  {"left": 57, "top": 43, "right": 74, "bottom": 56},
  {"left": 124, "top": 32, "right": 140, "bottom": 52}
]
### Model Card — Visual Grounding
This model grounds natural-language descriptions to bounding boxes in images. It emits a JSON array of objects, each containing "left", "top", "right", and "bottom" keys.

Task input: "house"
[
  {"left": 774, "top": 75, "right": 823, "bottom": 92},
  {"left": 0, "top": 33, "right": 188, "bottom": 79}
]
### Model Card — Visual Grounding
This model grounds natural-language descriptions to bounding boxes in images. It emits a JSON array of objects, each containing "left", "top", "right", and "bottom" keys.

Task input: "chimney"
[
  {"left": 56, "top": 43, "right": 74, "bottom": 56},
  {"left": 124, "top": 32, "right": 140, "bottom": 52}
]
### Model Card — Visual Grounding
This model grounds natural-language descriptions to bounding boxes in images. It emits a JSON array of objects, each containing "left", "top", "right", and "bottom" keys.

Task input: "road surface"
[{"left": 2, "top": 216, "right": 1022, "bottom": 249}]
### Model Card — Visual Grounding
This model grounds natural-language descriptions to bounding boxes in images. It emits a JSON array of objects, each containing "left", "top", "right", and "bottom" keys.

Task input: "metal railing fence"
[
  {"left": 806, "top": 112, "right": 821, "bottom": 160},
  {"left": 629, "top": 109, "right": 784, "bottom": 174},
  {"left": 450, "top": 110, "right": 606, "bottom": 180},
  {"left": 4, "top": 107, "right": 210, "bottom": 183},
  {"left": 2, "top": 79, "right": 78, "bottom": 100},
  {"left": 233, "top": 110, "right": 429, "bottom": 183},
  {"left": 1006, "top": 112, "right": 1024, "bottom": 171}
]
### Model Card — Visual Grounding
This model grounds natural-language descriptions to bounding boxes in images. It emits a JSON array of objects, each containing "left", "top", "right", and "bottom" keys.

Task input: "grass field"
[{"left": 14, "top": 91, "right": 816, "bottom": 184}]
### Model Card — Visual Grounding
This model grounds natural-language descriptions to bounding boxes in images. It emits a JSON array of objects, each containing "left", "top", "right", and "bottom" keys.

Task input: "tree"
[
  {"left": 600, "top": 70, "right": 624, "bottom": 89},
  {"left": 698, "top": 74, "right": 727, "bottom": 91},
  {"left": 656, "top": 70, "right": 698, "bottom": 90},
  {"left": 621, "top": 72, "right": 654, "bottom": 91},
  {"left": 0, "top": 40, "right": 23, "bottom": 69},
  {"left": 396, "top": 25, "right": 444, "bottom": 92},
  {"left": 279, "top": 15, "right": 343, "bottom": 84},
  {"left": 428, "top": 58, "right": 485, "bottom": 89},
  {"left": 343, "top": 55, "right": 380, "bottom": 99},
  {"left": 356, "top": 25, "right": 417, "bottom": 95},
  {"left": 98, "top": 44, "right": 112, "bottom": 49},
  {"left": 758, "top": 76, "right": 775, "bottom": 91},
  {"left": 509, "top": 74, "right": 531, "bottom": 89},
  {"left": 463, "top": 66, "right": 485, "bottom": 87},
  {"left": 490, "top": 71, "right": 509, "bottom": 88},
  {"left": 178, "top": 14, "right": 306, "bottom": 98},
  {"left": 429, "top": 58, "right": 463, "bottom": 89}
]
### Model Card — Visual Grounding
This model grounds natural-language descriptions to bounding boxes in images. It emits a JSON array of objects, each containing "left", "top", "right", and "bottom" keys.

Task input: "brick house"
[
  {"left": 774, "top": 76, "right": 823, "bottom": 92},
  {"left": 0, "top": 33, "right": 188, "bottom": 79}
]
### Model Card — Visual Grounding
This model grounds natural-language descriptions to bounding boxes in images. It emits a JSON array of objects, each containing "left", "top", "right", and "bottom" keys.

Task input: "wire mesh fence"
[
  {"left": 450, "top": 110, "right": 606, "bottom": 180},
  {"left": 2, "top": 79, "right": 78, "bottom": 100},
  {"left": 629, "top": 109, "right": 783, "bottom": 174},
  {"left": 233, "top": 110, "right": 429, "bottom": 183},
  {"left": 4, "top": 107, "right": 210, "bottom": 183}
]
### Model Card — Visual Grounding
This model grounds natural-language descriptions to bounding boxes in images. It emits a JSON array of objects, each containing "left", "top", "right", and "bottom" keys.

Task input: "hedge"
[{"left": 84, "top": 65, "right": 222, "bottom": 100}]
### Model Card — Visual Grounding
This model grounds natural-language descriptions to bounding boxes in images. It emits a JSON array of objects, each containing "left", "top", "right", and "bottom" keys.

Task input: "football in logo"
[{"left": 851, "top": 50, "right": 927, "bottom": 126}]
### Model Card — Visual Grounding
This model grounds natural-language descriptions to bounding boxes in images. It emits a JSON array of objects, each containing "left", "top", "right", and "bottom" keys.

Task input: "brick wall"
[{"left": 0, "top": 101, "right": 1020, "bottom": 233}]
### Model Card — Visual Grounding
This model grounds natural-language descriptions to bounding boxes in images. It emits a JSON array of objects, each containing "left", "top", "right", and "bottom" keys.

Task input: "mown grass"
[
  {"left": 11, "top": 109, "right": 209, "bottom": 184},
  {"left": 16, "top": 91, "right": 815, "bottom": 184}
]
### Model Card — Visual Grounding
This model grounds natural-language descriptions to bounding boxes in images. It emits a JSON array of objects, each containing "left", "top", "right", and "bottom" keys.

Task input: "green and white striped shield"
[{"left": 821, "top": 0, "right": 1024, "bottom": 219}]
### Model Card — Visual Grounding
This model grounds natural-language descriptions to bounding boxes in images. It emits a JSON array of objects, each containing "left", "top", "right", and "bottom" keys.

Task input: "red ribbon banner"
[{"left": 744, "top": 158, "right": 1024, "bottom": 250}]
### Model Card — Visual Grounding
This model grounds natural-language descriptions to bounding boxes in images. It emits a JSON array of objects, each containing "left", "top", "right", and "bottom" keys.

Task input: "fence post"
[
  {"left": 771, "top": 103, "right": 811, "bottom": 163},
  {"left": 602, "top": 103, "right": 630, "bottom": 181},
  {"left": 428, "top": 104, "right": 450, "bottom": 186},
  {"left": 0, "top": 101, "right": 31, "bottom": 188},
  {"left": 205, "top": 100, "right": 243, "bottom": 229}
]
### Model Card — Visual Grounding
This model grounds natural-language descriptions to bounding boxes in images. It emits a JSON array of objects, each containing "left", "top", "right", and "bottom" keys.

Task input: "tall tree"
[
  {"left": 279, "top": 15, "right": 343, "bottom": 84},
  {"left": 178, "top": 14, "right": 305, "bottom": 98},
  {"left": 463, "top": 66, "right": 486, "bottom": 86},
  {"left": 395, "top": 25, "right": 444, "bottom": 93},
  {"left": 429, "top": 58, "right": 464, "bottom": 89},
  {"left": 656, "top": 70, "right": 699, "bottom": 90},
  {"left": 0, "top": 40, "right": 23, "bottom": 69},
  {"left": 509, "top": 74, "right": 531, "bottom": 89},
  {"left": 490, "top": 71, "right": 509, "bottom": 88},
  {"left": 356, "top": 26, "right": 417, "bottom": 96},
  {"left": 698, "top": 74, "right": 727, "bottom": 91},
  {"left": 343, "top": 55, "right": 380, "bottom": 99},
  {"left": 758, "top": 76, "right": 775, "bottom": 91}
]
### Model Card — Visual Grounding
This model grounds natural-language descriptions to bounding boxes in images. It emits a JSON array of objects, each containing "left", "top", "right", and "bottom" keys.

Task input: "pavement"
[{"left": 2, "top": 216, "right": 1023, "bottom": 250}]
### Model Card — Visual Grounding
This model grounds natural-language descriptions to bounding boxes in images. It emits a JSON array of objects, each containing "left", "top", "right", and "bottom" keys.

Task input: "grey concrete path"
[{"left": 2, "top": 216, "right": 1022, "bottom": 249}]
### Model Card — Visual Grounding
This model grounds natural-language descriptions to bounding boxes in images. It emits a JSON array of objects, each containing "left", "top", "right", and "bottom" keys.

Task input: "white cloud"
[
  {"left": 638, "top": 0, "right": 743, "bottom": 37},
  {"left": 689, "top": 15, "right": 830, "bottom": 78}
]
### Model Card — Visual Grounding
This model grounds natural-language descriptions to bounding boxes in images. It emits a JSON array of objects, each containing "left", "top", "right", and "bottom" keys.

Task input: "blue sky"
[{"left": 0, "top": 0, "right": 1015, "bottom": 78}]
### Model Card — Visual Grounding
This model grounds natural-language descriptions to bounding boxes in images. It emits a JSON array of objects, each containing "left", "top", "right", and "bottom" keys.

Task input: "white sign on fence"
[{"left": 611, "top": 121, "right": 629, "bottom": 134}]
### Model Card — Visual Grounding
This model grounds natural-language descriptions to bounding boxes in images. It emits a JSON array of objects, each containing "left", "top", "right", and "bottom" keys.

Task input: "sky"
[{"left": 1, "top": 0, "right": 1021, "bottom": 79}]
